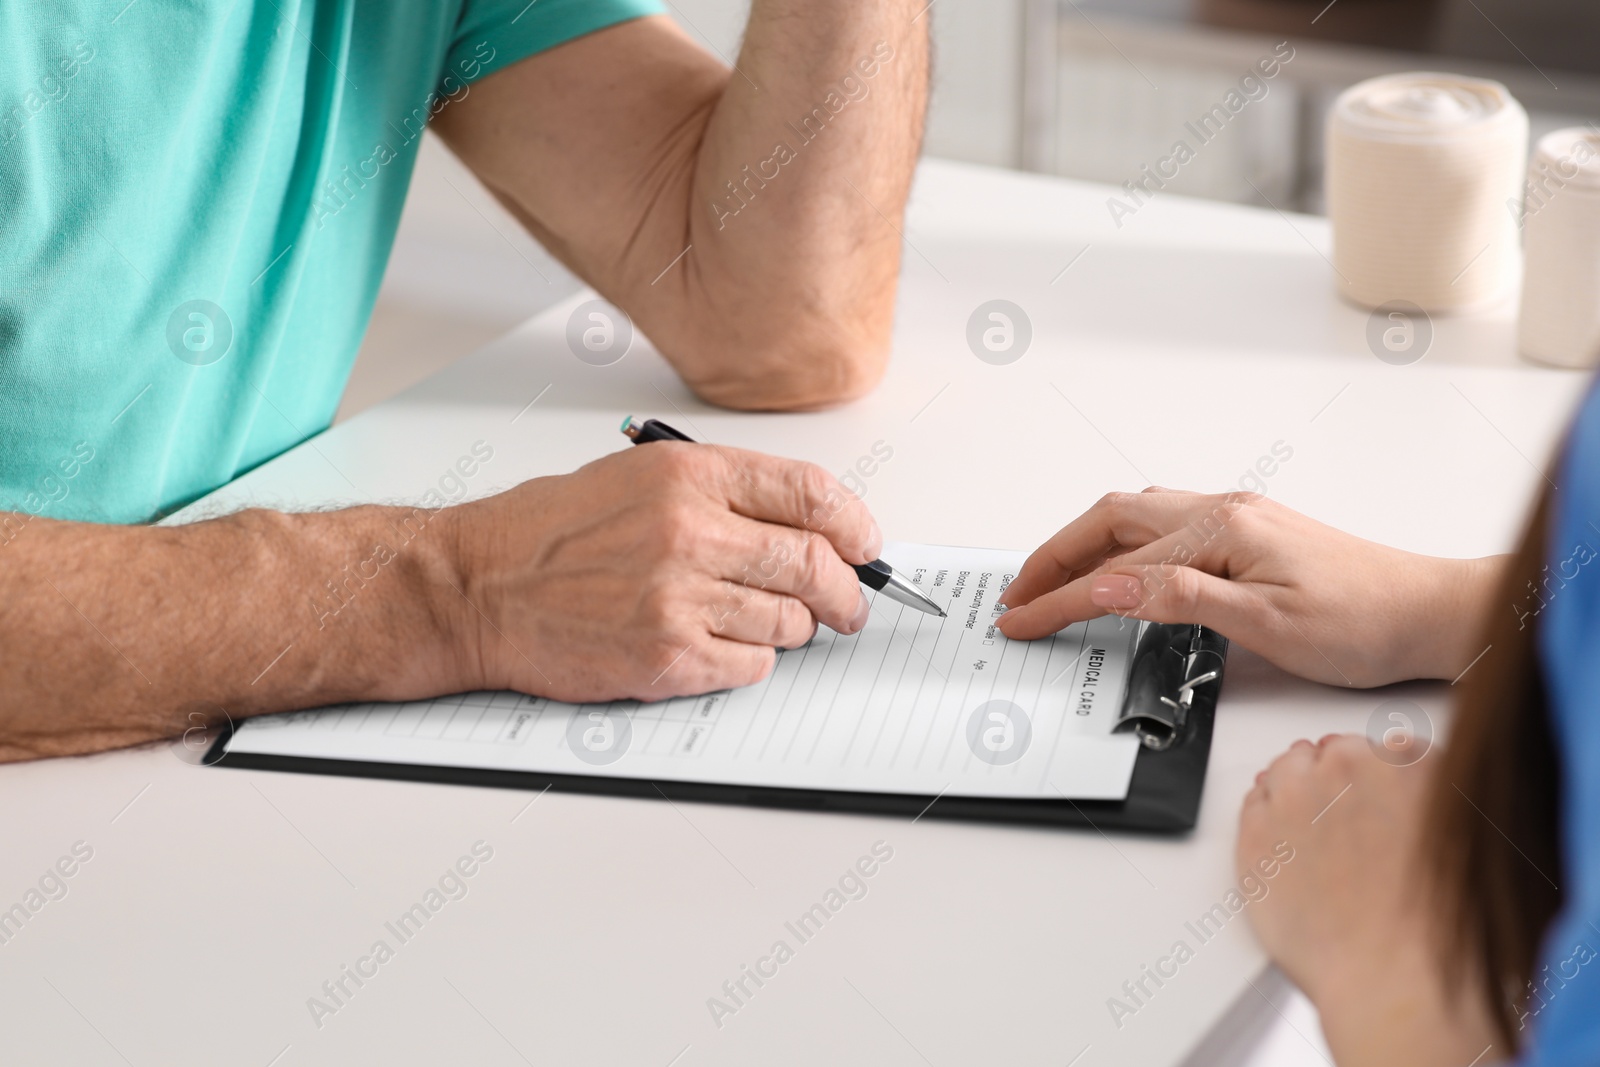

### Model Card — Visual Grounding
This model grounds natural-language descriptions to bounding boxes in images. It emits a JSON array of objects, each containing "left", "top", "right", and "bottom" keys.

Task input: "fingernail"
[
  {"left": 995, "top": 607, "right": 1016, "bottom": 627},
  {"left": 1089, "top": 575, "right": 1142, "bottom": 610},
  {"left": 850, "top": 591, "right": 872, "bottom": 632}
]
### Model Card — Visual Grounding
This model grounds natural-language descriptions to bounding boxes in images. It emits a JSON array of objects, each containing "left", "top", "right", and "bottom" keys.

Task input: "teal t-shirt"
[{"left": 0, "top": 0, "right": 659, "bottom": 524}]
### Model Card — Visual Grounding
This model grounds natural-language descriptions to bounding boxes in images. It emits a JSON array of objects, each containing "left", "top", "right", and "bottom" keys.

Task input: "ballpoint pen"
[{"left": 620, "top": 415, "right": 947, "bottom": 619}]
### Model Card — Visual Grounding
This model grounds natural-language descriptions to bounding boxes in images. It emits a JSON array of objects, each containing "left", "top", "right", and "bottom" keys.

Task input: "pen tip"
[{"left": 937, "top": 608, "right": 948, "bottom": 618}]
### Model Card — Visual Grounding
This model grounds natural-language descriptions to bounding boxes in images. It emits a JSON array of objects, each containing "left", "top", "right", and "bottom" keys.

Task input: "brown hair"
[{"left": 1426, "top": 483, "right": 1564, "bottom": 1047}]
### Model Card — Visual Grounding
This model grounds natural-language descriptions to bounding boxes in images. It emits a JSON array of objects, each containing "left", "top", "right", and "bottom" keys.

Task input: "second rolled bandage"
[
  {"left": 1326, "top": 72, "right": 1528, "bottom": 312},
  {"left": 1519, "top": 128, "right": 1600, "bottom": 368}
]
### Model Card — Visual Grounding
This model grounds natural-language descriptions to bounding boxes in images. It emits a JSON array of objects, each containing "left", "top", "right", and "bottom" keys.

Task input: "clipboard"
[{"left": 207, "top": 622, "right": 1226, "bottom": 835}]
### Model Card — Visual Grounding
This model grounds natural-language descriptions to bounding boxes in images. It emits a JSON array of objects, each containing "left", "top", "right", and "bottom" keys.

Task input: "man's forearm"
[
  {"left": 681, "top": 0, "right": 931, "bottom": 407},
  {"left": 0, "top": 507, "right": 469, "bottom": 761}
]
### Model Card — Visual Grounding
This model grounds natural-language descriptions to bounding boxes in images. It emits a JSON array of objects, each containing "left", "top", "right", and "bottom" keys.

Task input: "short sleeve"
[{"left": 446, "top": 0, "right": 665, "bottom": 85}]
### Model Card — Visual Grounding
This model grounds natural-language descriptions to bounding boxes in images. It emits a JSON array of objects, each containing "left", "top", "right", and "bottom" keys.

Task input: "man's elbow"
[{"left": 680, "top": 335, "right": 890, "bottom": 412}]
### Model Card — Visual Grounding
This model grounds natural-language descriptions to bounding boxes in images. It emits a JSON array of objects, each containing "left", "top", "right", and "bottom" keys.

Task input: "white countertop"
[{"left": 0, "top": 158, "right": 1584, "bottom": 1067}]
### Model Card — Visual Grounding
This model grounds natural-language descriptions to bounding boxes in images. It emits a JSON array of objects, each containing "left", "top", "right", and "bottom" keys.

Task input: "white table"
[{"left": 1, "top": 159, "right": 1584, "bottom": 1067}]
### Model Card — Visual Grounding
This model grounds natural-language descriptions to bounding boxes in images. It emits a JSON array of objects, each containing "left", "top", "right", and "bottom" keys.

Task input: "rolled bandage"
[
  {"left": 1326, "top": 72, "right": 1528, "bottom": 312},
  {"left": 1518, "top": 128, "right": 1600, "bottom": 368}
]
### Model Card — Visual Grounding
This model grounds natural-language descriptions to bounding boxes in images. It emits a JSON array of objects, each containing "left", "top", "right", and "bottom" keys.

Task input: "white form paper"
[{"left": 225, "top": 544, "right": 1144, "bottom": 800}]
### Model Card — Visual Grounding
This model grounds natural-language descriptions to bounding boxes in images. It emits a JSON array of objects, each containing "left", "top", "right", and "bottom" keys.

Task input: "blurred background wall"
[{"left": 340, "top": 0, "right": 1600, "bottom": 420}]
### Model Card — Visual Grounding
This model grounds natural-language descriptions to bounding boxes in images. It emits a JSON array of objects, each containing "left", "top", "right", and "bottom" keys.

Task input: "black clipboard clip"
[{"left": 1113, "top": 622, "right": 1226, "bottom": 751}]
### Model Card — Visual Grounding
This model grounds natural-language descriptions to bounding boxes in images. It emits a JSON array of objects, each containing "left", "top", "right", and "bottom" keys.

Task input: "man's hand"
[
  {"left": 995, "top": 488, "right": 1504, "bottom": 687},
  {"left": 434, "top": 5, "right": 930, "bottom": 410},
  {"left": 0, "top": 446, "right": 880, "bottom": 762},
  {"left": 448, "top": 444, "right": 881, "bottom": 701}
]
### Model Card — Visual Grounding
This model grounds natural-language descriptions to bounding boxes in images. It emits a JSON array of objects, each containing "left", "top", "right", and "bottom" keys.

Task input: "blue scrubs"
[{"left": 1525, "top": 380, "right": 1600, "bottom": 1063}]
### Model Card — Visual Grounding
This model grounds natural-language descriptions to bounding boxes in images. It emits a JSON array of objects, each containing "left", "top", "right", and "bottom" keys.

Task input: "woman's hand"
[
  {"left": 994, "top": 489, "right": 1502, "bottom": 687},
  {"left": 1238, "top": 735, "right": 1498, "bottom": 1067}
]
